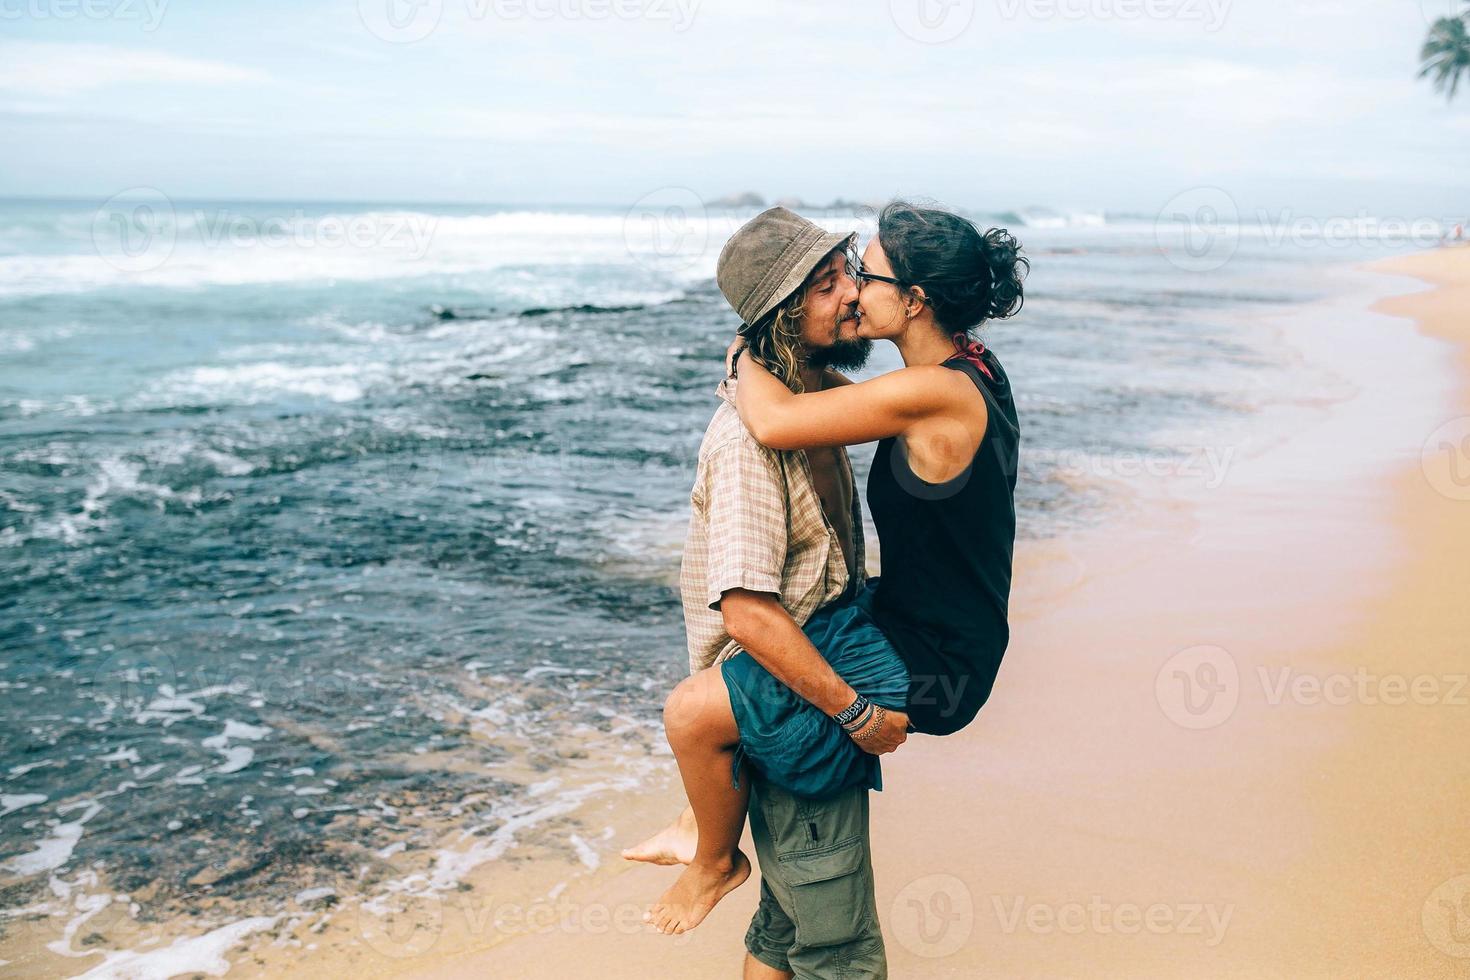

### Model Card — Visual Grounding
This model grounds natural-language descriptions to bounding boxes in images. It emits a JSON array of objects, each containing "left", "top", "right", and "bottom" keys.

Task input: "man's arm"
[
  {"left": 697, "top": 434, "right": 907, "bottom": 751},
  {"left": 721, "top": 589, "right": 856, "bottom": 716},
  {"left": 722, "top": 589, "right": 909, "bottom": 754}
]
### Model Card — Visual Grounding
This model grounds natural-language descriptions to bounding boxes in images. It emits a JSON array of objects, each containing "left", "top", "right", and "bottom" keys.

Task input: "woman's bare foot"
[
  {"left": 621, "top": 805, "right": 697, "bottom": 866},
  {"left": 644, "top": 849, "right": 751, "bottom": 935}
]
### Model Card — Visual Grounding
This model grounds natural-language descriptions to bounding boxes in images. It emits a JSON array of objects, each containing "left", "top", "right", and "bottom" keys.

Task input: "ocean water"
[{"left": 0, "top": 198, "right": 1434, "bottom": 961}]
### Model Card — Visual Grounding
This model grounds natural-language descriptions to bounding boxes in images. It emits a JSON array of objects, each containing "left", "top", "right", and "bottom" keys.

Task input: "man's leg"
[
  {"left": 744, "top": 952, "right": 794, "bottom": 980},
  {"left": 745, "top": 775, "right": 887, "bottom": 979},
  {"left": 744, "top": 780, "right": 798, "bottom": 978}
]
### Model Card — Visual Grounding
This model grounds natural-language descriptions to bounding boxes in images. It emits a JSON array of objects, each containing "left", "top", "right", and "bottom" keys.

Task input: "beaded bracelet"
[{"left": 852, "top": 705, "right": 888, "bottom": 742}]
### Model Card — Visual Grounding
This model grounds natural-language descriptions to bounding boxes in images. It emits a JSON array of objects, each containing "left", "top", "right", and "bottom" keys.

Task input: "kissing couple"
[{"left": 625, "top": 201, "right": 1025, "bottom": 979}]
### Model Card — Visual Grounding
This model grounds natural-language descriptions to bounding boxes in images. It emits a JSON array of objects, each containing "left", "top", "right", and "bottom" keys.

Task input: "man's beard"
[
  {"left": 808, "top": 336, "right": 873, "bottom": 372},
  {"left": 808, "top": 337, "right": 874, "bottom": 372}
]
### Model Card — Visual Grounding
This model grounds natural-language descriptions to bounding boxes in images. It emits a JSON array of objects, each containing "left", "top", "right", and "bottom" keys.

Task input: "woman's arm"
[{"left": 733, "top": 349, "right": 967, "bottom": 450}]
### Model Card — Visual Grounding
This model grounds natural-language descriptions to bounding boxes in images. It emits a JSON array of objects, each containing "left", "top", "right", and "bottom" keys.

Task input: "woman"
[{"left": 641, "top": 202, "right": 1025, "bottom": 936}]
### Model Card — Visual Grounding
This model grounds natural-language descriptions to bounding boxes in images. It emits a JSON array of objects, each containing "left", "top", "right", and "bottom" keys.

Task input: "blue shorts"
[{"left": 721, "top": 582, "right": 909, "bottom": 800}]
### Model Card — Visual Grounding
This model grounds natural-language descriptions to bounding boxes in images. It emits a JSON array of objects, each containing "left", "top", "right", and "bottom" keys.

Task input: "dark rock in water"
[
  {"left": 709, "top": 191, "right": 766, "bottom": 209},
  {"left": 519, "top": 303, "right": 645, "bottom": 318},
  {"left": 464, "top": 372, "right": 498, "bottom": 381}
]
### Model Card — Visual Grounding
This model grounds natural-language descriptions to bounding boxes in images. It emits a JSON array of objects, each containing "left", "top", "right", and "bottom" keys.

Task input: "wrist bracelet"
[
  {"left": 853, "top": 705, "right": 887, "bottom": 742},
  {"left": 833, "top": 694, "right": 871, "bottom": 728},
  {"left": 841, "top": 704, "right": 874, "bottom": 732}
]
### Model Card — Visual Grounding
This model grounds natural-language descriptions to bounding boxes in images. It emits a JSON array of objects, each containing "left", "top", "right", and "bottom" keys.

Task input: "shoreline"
[{"left": 7, "top": 244, "right": 1468, "bottom": 977}]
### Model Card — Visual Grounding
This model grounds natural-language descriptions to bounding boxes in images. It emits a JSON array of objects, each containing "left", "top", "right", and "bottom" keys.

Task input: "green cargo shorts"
[{"left": 743, "top": 775, "right": 887, "bottom": 978}]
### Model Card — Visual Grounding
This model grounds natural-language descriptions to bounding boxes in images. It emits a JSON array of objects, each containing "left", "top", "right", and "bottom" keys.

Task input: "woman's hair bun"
[{"left": 877, "top": 201, "right": 1028, "bottom": 332}]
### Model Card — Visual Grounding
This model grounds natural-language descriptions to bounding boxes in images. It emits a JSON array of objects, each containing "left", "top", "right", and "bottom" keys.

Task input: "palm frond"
[{"left": 1418, "top": 15, "right": 1470, "bottom": 101}]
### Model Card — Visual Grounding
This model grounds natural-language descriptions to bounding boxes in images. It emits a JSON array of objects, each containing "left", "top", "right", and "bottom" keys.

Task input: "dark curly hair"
[{"left": 876, "top": 201, "right": 1027, "bottom": 335}]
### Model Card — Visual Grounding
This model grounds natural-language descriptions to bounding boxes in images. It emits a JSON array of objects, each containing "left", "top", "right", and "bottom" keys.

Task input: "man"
[{"left": 624, "top": 207, "right": 900, "bottom": 978}]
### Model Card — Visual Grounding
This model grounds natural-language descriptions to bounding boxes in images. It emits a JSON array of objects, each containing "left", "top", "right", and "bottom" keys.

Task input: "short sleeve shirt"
[{"left": 680, "top": 377, "right": 865, "bottom": 674}]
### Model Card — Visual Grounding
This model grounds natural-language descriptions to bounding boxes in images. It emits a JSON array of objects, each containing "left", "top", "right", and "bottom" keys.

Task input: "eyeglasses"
[{"left": 844, "top": 246, "right": 903, "bottom": 287}]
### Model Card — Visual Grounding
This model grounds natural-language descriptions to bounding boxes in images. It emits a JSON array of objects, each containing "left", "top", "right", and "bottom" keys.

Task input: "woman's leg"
[
  {"left": 621, "top": 803, "right": 697, "bottom": 866},
  {"left": 645, "top": 666, "right": 752, "bottom": 934}
]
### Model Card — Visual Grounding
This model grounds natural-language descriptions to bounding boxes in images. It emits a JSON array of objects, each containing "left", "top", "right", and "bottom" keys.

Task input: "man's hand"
[
  {"left": 725, "top": 336, "right": 746, "bottom": 378},
  {"left": 851, "top": 707, "right": 910, "bottom": 755}
]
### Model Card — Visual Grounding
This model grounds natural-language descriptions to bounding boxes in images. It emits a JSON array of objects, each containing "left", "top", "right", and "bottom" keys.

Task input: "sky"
[{"left": 0, "top": 0, "right": 1466, "bottom": 217}]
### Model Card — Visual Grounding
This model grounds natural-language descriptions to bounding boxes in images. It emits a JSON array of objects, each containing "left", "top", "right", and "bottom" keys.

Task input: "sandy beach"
[
  {"left": 345, "top": 245, "right": 1469, "bottom": 979},
  {"left": 9, "top": 245, "right": 1466, "bottom": 979}
]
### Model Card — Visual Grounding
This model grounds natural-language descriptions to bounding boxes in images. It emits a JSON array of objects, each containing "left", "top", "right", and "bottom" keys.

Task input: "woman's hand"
[
  {"left": 850, "top": 706, "right": 910, "bottom": 755},
  {"left": 724, "top": 336, "right": 746, "bottom": 377}
]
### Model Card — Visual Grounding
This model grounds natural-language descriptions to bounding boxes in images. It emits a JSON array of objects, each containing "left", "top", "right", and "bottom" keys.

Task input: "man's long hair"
[{"left": 745, "top": 287, "right": 808, "bottom": 393}]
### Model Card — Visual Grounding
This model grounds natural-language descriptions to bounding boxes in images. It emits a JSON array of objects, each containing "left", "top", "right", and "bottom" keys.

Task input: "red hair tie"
[{"left": 946, "top": 333, "right": 995, "bottom": 382}]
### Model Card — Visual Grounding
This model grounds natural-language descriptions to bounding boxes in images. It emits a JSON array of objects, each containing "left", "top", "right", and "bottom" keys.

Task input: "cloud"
[{"left": 0, "top": 42, "right": 267, "bottom": 96}]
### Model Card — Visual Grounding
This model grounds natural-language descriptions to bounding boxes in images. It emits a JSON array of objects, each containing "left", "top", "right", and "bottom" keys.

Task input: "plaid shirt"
[{"left": 680, "top": 377, "right": 866, "bottom": 674}]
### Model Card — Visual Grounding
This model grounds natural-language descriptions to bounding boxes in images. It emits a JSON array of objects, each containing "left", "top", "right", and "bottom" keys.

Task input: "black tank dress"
[{"left": 866, "top": 348, "right": 1020, "bottom": 735}]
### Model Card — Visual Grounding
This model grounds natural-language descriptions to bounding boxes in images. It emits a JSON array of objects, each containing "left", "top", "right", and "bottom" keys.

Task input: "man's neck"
[{"left": 798, "top": 361, "right": 825, "bottom": 393}]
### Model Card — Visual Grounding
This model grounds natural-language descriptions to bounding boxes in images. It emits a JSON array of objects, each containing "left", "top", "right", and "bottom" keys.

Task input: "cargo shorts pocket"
[{"left": 781, "top": 836, "right": 871, "bottom": 949}]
